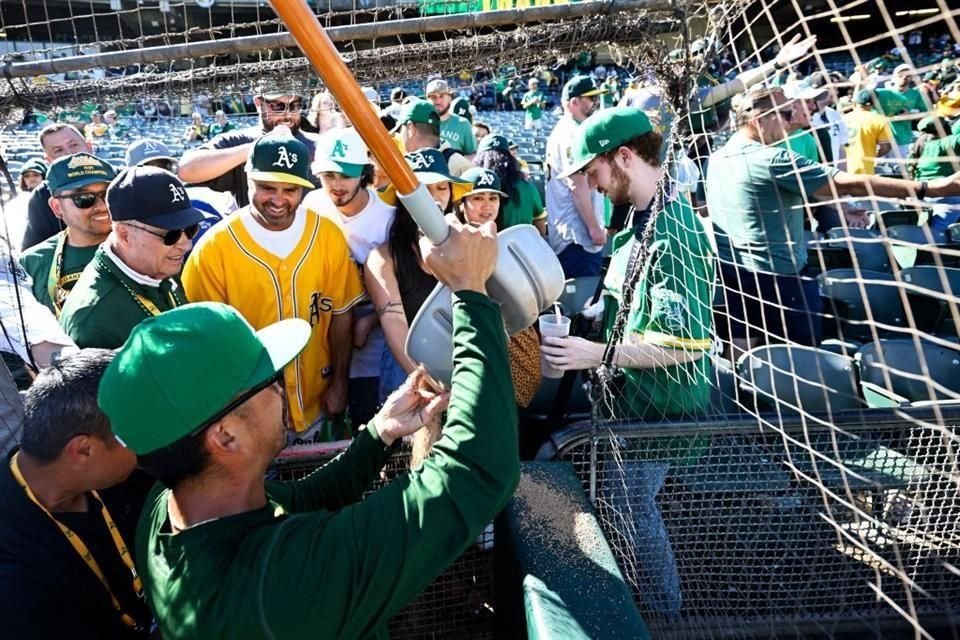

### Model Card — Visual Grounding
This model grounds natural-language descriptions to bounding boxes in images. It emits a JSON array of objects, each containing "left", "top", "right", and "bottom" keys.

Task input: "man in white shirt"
[
  {"left": 303, "top": 127, "right": 395, "bottom": 427},
  {"left": 545, "top": 76, "right": 608, "bottom": 277}
]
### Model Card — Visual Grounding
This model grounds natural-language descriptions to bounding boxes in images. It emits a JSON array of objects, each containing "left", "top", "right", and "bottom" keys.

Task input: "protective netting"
[{"left": 1, "top": 0, "right": 960, "bottom": 638}]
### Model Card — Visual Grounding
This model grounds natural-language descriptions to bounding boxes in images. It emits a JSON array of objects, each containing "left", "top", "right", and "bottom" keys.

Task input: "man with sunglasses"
[
  {"left": 178, "top": 86, "right": 320, "bottom": 208},
  {"left": 545, "top": 75, "right": 609, "bottom": 278},
  {"left": 59, "top": 167, "right": 205, "bottom": 349},
  {"left": 20, "top": 153, "right": 116, "bottom": 316}
]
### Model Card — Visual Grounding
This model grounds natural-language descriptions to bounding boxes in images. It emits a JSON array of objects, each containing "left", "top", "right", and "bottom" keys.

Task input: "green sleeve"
[
  {"left": 640, "top": 244, "right": 713, "bottom": 350},
  {"left": 255, "top": 291, "right": 520, "bottom": 639},
  {"left": 460, "top": 119, "right": 477, "bottom": 154},
  {"left": 265, "top": 424, "right": 393, "bottom": 512},
  {"left": 18, "top": 252, "right": 51, "bottom": 310},
  {"left": 769, "top": 148, "right": 836, "bottom": 195}
]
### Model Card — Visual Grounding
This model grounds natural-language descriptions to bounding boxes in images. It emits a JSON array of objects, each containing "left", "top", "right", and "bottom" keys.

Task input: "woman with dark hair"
[
  {"left": 364, "top": 149, "right": 468, "bottom": 401},
  {"left": 18, "top": 159, "right": 47, "bottom": 193},
  {"left": 474, "top": 134, "right": 547, "bottom": 235}
]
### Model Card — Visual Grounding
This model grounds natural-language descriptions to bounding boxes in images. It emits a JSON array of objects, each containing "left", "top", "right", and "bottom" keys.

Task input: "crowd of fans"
[{"left": 0, "top": 28, "right": 959, "bottom": 637}]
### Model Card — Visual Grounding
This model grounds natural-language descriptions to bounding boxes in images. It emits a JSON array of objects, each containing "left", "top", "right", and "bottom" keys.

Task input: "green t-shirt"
[
  {"left": 137, "top": 292, "right": 519, "bottom": 640},
  {"left": 915, "top": 134, "right": 960, "bottom": 181},
  {"left": 500, "top": 179, "right": 546, "bottom": 229},
  {"left": 520, "top": 90, "right": 545, "bottom": 120},
  {"left": 706, "top": 134, "right": 837, "bottom": 274},
  {"left": 875, "top": 87, "right": 928, "bottom": 146},
  {"left": 19, "top": 232, "right": 99, "bottom": 313},
  {"left": 208, "top": 121, "right": 235, "bottom": 138},
  {"left": 59, "top": 247, "right": 187, "bottom": 348},
  {"left": 776, "top": 130, "right": 820, "bottom": 163},
  {"left": 439, "top": 113, "right": 477, "bottom": 154}
]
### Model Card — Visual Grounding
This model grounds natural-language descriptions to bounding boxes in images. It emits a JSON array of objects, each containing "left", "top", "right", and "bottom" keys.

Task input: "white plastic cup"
[{"left": 538, "top": 314, "right": 571, "bottom": 379}]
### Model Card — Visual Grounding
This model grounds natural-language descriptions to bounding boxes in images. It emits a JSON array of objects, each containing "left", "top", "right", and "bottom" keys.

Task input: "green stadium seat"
[
  {"left": 857, "top": 339, "right": 960, "bottom": 407},
  {"left": 818, "top": 268, "right": 906, "bottom": 341},
  {"left": 900, "top": 266, "right": 960, "bottom": 337},
  {"left": 737, "top": 344, "right": 863, "bottom": 413}
]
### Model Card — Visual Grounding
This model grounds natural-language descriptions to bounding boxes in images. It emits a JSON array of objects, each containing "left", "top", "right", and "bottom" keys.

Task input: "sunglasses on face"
[
  {"left": 189, "top": 372, "right": 283, "bottom": 437},
  {"left": 128, "top": 222, "right": 200, "bottom": 246},
  {"left": 265, "top": 100, "right": 302, "bottom": 114},
  {"left": 56, "top": 191, "right": 107, "bottom": 209}
]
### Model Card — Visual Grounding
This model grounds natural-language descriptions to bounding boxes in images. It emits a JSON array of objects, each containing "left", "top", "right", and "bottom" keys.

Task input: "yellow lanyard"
[
  {"left": 45, "top": 233, "right": 82, "bottom": 319},
  {"left": 9, "top": 453, "right": 146, "bottom": 631}
]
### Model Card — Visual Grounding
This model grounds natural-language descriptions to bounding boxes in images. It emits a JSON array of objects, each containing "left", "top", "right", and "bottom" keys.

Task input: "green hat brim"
[
  {"left": 312, "top": 159, "right": 366, "bottom": 178},
  {"left": 557, "top": 153, "right": 597, "bottom": 180},
  {"left": 51, "top": 174, "right": 112, "bottom": 195},
  {"left": 577, "top": 88, "right": 609, "bottom": 97},
  {"left": 459, "top": 187, "right": 508, "bottom": 201},
  {"left": 415, "top": 171, "right": 470, "bottom": 185},
  {"left": 248, "top": 170, "right": 314, "bottom": 189}
]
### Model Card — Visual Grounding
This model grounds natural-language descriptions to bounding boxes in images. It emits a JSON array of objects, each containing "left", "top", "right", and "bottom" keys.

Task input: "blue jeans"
[
  {"left": 601, "top": 461, "right": 681, "bottom": 618},
  {"left": 557, "top": 243, "right": 603, "bottom": 278},
  {"left": 378, "top": 344, "right": 408, "bottom": 404}
]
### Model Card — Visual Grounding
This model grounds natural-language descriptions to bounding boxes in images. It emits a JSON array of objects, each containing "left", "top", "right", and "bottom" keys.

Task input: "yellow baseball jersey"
[{"left": 182, "top": 207, "right": 365, "bottom": 431}]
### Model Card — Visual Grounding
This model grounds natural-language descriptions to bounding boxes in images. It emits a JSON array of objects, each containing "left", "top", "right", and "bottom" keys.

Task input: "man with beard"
[
  {"left": 545, "top": 76, "right": 608, "bottom": 277},
  {"left": 178, "top": 87, "right": 320, "bottom": 208},
  {"left": 302, "top": 127, "right": 395, "bottom": 428},
  {"left": 425, "top": 79, "right": 477, "bottom": 156},
  {"left": 540, "top": 107, "right": 715, "bottom": 618},
  {"left": 182, "top": 134, "right": 364, "bottom": 443}
]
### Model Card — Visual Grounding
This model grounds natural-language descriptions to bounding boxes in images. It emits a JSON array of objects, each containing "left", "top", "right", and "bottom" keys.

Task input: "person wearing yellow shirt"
[{"left": 844, "top": 90, "right": 893, "bottom": 175}]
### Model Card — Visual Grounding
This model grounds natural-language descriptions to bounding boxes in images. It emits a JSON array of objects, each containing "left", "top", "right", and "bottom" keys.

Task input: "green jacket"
[
  {"left": 136, "top": 291, "right": 520, "bottom": 640},
  {"left": 18, "top": 232, "right": 99, "bottom": 314},
  {"left": 59, "top": 246, "right": 187, "bottom": 348}
]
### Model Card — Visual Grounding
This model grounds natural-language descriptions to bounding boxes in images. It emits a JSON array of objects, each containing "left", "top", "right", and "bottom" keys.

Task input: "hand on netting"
[
  {"left": 373, "top": 368, "right": 449, "bottom": 447},
  {"left": 540, "top": 335, "right": 605, "bottom": 371},
  {"left": 774, "top": 34, "right": 817, "bottom": 68}
]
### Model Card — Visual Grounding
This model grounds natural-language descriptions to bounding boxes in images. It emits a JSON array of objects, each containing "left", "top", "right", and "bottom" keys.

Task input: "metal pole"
[{"left": 1, "top": 0, "right": 673, "bottom": 80}]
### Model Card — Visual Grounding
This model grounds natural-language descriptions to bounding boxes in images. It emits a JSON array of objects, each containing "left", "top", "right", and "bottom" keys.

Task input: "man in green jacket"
[
  {"left": 59, "top": 166, "right": 205, "bottom": 348},
  {"left": 19, "top": 153, "right": 115, "bottom": 316},
  {"left": 98, "top": 216, "right": 519, "bottom": 640}
]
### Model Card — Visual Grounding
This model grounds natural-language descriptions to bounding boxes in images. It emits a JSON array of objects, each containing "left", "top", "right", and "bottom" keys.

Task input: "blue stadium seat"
[
  {"left": 818, "top": 268, "right": 906, "bottom": 341},
  {"left": 900, "top": 266, "right": 960, "bottom": 337},
  {"left": 857, "top": 339, "right": 960, "bottom": 407},
  {"left": 824, "top": 228, "right": 891, "bottom": 272}
]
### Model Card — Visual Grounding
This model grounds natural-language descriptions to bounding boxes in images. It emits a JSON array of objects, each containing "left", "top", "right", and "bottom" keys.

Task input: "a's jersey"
[{"left": 182, "top": 207, "right": 365, "bottom": 431}]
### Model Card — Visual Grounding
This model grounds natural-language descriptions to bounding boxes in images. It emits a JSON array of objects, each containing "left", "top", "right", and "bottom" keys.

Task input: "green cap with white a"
[
  {"left": 247, "top": 133, "right": 314, "bottom": 188},
  {"left": 559, "top": 107, "right": 653, "bottom": 179},
  {"left": 313, "top": 127, "right": 370, "bottom": 178}
]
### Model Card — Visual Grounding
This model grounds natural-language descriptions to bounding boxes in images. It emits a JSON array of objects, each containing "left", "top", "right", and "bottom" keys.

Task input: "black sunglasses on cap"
[
  {"left": 56, "top": 191, "right": 107, "bottom": 209},
  {"left": 126, "top": 222, "right": 200, "bottom": 246}
]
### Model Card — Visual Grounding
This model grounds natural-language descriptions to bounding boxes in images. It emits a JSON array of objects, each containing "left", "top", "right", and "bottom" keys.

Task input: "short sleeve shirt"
[
  {"left": 776, "top": 130, "right": 820, "bottom": 163},
  {"left": 875, "top": 87, "right": 928, "bottom": 146},
  {"left": 706, "top": 134, "right": 837, "bottom": 274},
  {"left": 19, "top": 232, "right": 98, "bottom": 313},
  {"left": 439, "top": 114, "right": 477, "bottom": 154},
  {"left": 521, "top": 91, "right": 545, "bottom": 120},
  {"left": 915, "top": 133, "right": 960, "bottom": 181},
  {"left": 843, "top": 109, "right": 892, "bottom": 175}
]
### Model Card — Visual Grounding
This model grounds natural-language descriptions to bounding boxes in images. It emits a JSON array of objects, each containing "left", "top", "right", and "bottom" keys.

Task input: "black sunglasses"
[
  {"left": 56, "top": 191, "right": 107, "bottom": 209},
  {"left": 190, "top": 373, "right": 283, "bottom": 437},
  {"left": 265, "top": 99, "right": 302, "bottom": 113},
  {"left": 128, "top": 223, "right": 200, "bottom": 246}
]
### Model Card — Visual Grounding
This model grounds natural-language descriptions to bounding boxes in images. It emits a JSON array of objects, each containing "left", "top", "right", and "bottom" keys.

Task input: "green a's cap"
[
  {"left": 313, "top": 127, "right": 370, "bottom": 179},
  {"left": 391, "top": 98, "right": 440, "bottom": 133},
  {"left": 459, "top": 167, "right": 508, "bottom": 199},
  {"left": 562, "top": 75, "right": 608, "bottom": 101},
  {"left": 99, "top": 302, "right": 311, "bottom": 455},
  {"left": 20, "top": 158, "right": 48, "bottom": 178},
  {"left": 451, "top": 96, "right": 472, "bottom": 122},
  {"left": 559, "top": 107, "right": 653, "bottom": 179},
  {"left": 404, "top": 147, "right": 469, "bottom": 185},
  {"left": 477, "top": 134, "right": 511, "bottom": 155},
  {"left": 46, "top": 153, "right": 115, "bottom": 194},
  {"left": 246, "top": 134, "right": 314, "bottom": 188}
]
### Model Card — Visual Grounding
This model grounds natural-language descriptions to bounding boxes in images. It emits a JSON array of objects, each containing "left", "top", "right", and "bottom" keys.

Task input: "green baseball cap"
[
  {"left": 559, "top": 107, "right": 653, "bottom": 179},
  {"left": 99, "top": 302, "right": 311, "bottom": 455},
  {"left": 246, "top": 134, "right": 315, "bottom": 188},
  {"left": 19, "top": 158, "right": 48, "bottom": 178},
  {"left": 562, "top": 75, "right": 608, "bottom": 101},
  {"left": 477, "top": 134, "right": 511, "bottom": 155},
  {"left": 459, "top": 167, "right": 508, "bottom": 199},
  {"left": 313, "top": 127, "right": 370, "bottom": 178},
  {"left": 391, "top": 98, "right": 440, "bottom": 133},
  {"left": 405, "top": 147, "right": 469, "bottom": 185},
  {"left": 46, "top": 153, "right": 115, "bottom": 195},
  {"left": 451, "top": 96, "right": 472, "bottom": 122}
]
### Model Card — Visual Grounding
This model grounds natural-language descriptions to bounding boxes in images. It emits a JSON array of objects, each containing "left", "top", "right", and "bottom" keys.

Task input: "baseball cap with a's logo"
[
  {"left": 562, "top": 75, "right": 608, "bottom": 102},
  {"left": 391, "top": 98, "right": 441, "bottom": 133},
  {"left": 47, "top": 153, "right": 116, "bottom": 195},
  {"left": 559, "top": 107, "right": 653, "bottom": 178},
  {"left": 405, "top": 148, "right": 470, "bottom": 185},
  {"left": 246, "top": 134, "right": 314, "bottom": 188},
  {"left": 313, "top": 127, "right": 370, "bottom": 178},
  {"left": 459, "top": 167, "right": 508, "bottom": 199},
  {"left": 107, "top": 166, "right": 206, "bottom": 230},
  {"left": 126, "top": 139, "right": 177, "bottom": 167}
]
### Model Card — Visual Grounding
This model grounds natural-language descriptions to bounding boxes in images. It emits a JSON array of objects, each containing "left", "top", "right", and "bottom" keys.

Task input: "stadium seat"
[
  {"left": 948, "top": 222, "right": 960, "bottom": 245},
  {"left": 737, "top": 343, "right": 863, "bottom": 413},
  {"left": 900, "top": 266, "right": 960, "bottom": 337},
  {"left": 885, "top": 224, "right": 951, "bottom": 269},
  {"left": 824, "top": 228, "right": 890, "bottom": 272},
  {"left": 818, "top": 269, "right": 906, "bottom": 342},
  {"left": 874, "top": 208, "right": 924, "bottom": 229},
  {"left": 857, "top": 339, "right": 960, "bottom": 407},
  {"left": 556, "top": 276, "right": 601, "bottom": 316}
]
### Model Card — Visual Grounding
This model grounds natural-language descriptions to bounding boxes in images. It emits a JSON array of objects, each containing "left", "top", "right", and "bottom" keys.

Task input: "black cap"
[{"left": 107, "top": 166, "right": 206, "bottom": 230}]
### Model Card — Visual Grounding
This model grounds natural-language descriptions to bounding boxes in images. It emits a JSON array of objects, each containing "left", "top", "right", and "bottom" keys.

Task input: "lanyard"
[
  {"left": 46, "top": 233, "right": 82, "bottom": 319},
  {"left": 9, "top": 453, "right": 146, "bottom": 631}
]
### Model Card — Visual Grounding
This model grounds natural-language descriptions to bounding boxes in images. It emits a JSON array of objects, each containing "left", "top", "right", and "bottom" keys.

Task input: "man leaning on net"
[{"left": 98, "top": 215, "right": 520, "bottom": 640}]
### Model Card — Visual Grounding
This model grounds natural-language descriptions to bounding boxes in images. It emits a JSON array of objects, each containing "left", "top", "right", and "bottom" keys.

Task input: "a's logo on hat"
[
  {"left": 598, "top": 139, "right": 611, "bottom": 148},
  {"left": 331, "top": 140, "right": 349, "bottom": 159},
  {"left": 144, "top": 141, "right": 160, "bottom": 152},
  {"left": 409, "top": 152, "right": 435, "bottom": 170},
  {"left": 67, "top": 155, "right": 102, "bottom": 169},
  {"left": 477, "top": 172, "right": 495, "bottom": 187},
  {"left": 273, "top": 145, "right": 299, "bottom": 170},
  {"left": 169, "top": 184, "right": 186, "bottom": 203}
]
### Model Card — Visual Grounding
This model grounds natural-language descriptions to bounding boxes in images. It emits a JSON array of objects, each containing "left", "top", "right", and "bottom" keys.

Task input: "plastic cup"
[{"left": 538, "top": 314, "right": 571, "bottom": 379}]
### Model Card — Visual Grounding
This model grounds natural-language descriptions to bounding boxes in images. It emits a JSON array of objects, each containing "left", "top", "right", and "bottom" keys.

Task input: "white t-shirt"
[
  {"left": 812, "top": 107, "right": 850, "bottom": 168},
  {"left": 239, "top": 204, "right": 307, "bottom": 260},
  {"left": 302, "top": 187, "right": 396, "bottom": 379}
]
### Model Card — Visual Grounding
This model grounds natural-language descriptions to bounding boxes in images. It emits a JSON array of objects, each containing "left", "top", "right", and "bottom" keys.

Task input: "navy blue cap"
[{"left": 107, "top": 166, "right": 206, "bottom": 230}]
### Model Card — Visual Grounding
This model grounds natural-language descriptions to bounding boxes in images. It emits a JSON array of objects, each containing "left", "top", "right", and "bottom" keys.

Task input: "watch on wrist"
[{"left": 917, "top": 181, "right": 928, "bottom": 200}]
